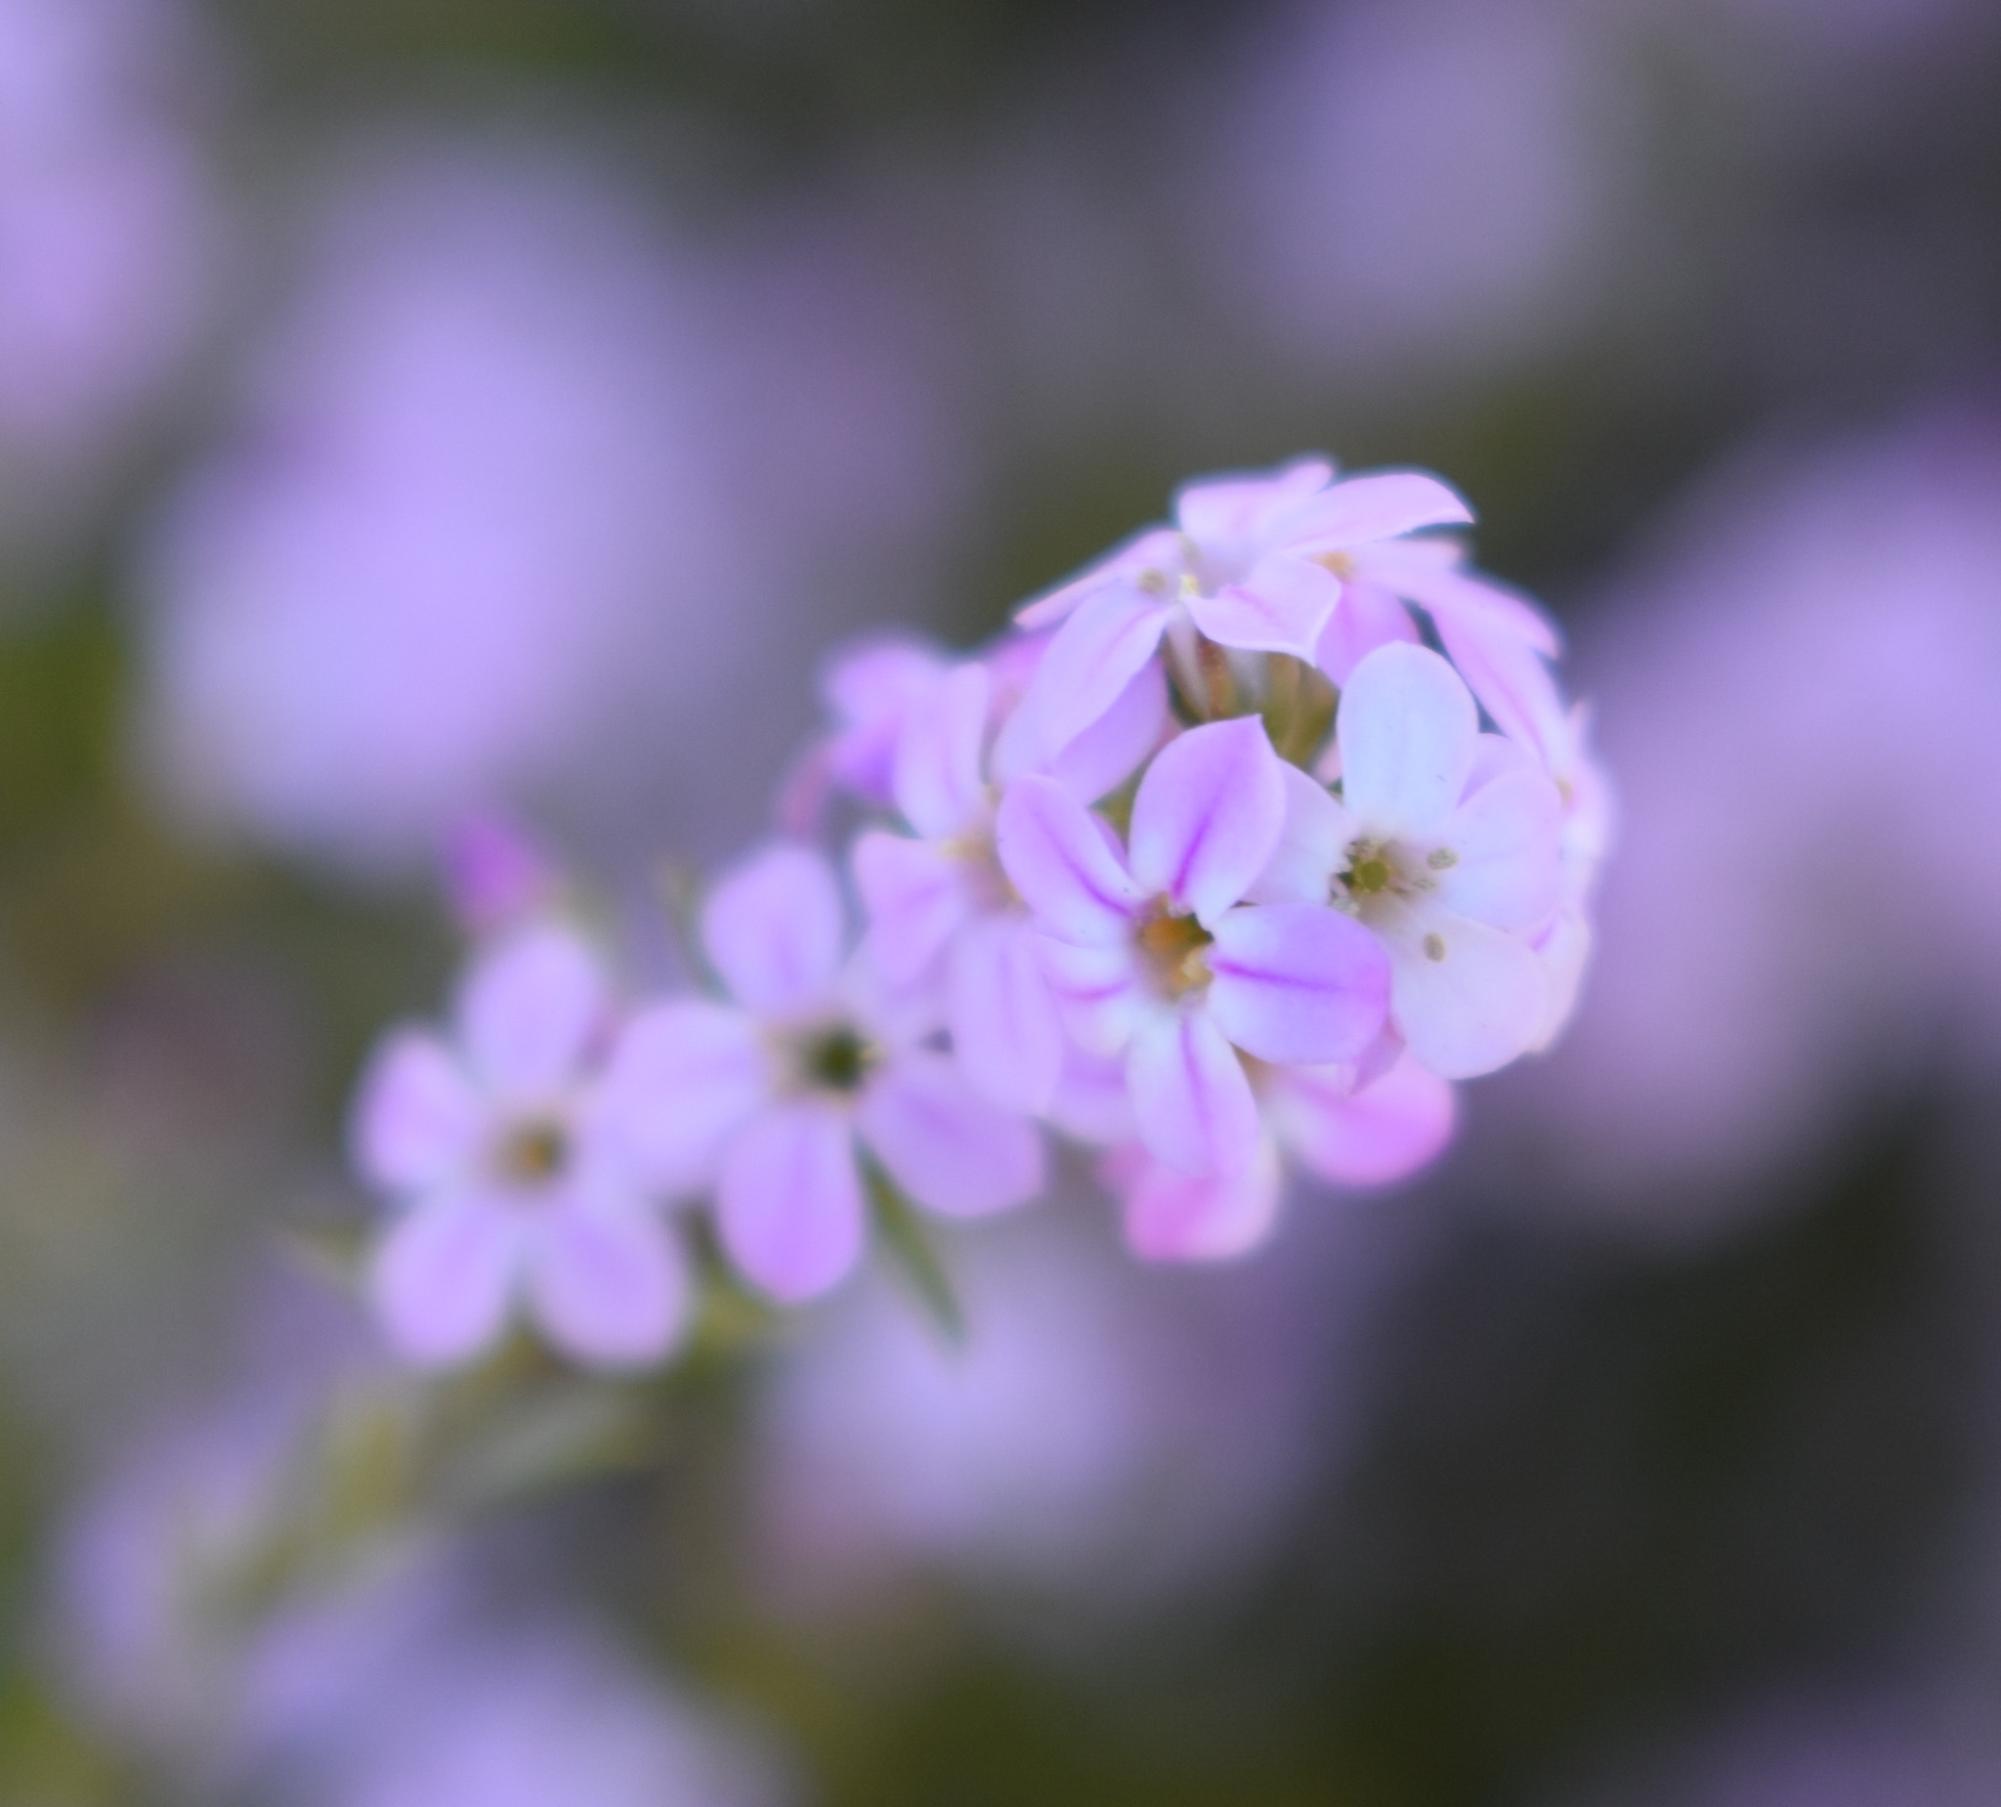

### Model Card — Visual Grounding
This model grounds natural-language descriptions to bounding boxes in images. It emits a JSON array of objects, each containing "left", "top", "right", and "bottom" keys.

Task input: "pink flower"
[
  {"left": 1255, "top": 644, "right": 1565, "bottom": 1079},
  {"left": 996, "top": 716, "right": 1391, "bottom": 1176},
  {"left": 1009, "top": 456, "right": 1485, "bottom": 756},
  {"left": 350, "top": 925, "right": 687, "bottom": 1369},
  {"left": 600, "top": 843, "right": 1044, "bottom": 1304},
  {"left": 851, "top": 658, "right": 1163, "bottom": 1112}
]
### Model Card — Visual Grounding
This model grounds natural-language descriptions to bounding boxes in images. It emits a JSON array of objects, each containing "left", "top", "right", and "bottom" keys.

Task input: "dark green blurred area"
[{"left": 5, "top": 0, "right": 2001, "bottom": 1803}]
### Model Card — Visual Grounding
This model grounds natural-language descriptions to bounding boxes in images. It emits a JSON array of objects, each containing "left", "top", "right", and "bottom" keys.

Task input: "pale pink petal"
[
  {"left": 1037, "top": 937, "right": 1146, "bottom": 1056},
  {"left": 1013, "top": 527, "right": 1181, "bottom": 630},
  {"left": 947, "top": 916, "right": 1065, "bottom": 1114},
  {"left": 1337, "top": 644, "right": 1478, "bottom": 837},
  {"left": 1206, "top": 903, "right": 1392, "bottom": 1065},
  {"left": 1046, "top": 1048, "right": 1136, "bottom": 1146},
  {"left": 1527, "top": 908, "right": 1593, "bottom": 1053},
  {"left": 820, "top": 636, "right": 948, "bottom": 803},
  {"left": 1039, "top": 658, "right": 1169, "bottom": 802},
  {"left": 1271, "top": 1057, "right": 1456, "bottom": 1187},
  {"left": 717, "top": 1102, "right": 867, "bottom": 1303},
  {"left": 1115, "top": 1141, "right": 1283, "bottom": 1263},
  {"left": 851, "top": 830, "right": 973, "bottom": 984},
  {"left": 1279, "top": 469, "right": 1472, "bottom": 551},
  {"left": 525, "top": 1203, "right": 688, "bottom": 1368},
  {"left": 994, "top": 775, "right": 1141, "bottom": 946},
  {"left": 369, "top": 1196, "right": 521, "bottom": 1368},
  {"left": 1437, "top": 769, "right": 1565, "bottom": 932},
  {"left": 702, "top": 842, "right": 845, "bottom": 1018},
  {"left": 1128, "top": 716, "right": 1286, "bottom": 926},
  {"left": 1390, "top": 911, "right": 1550, "bottom": 1081},
  {"left": 456, "top": 924, "right": 607, "bottom": 1099},
  {"left": 893, "top": 662, "right": 991, "bottom": 840},
  {"left": 597, "top": 1000, "right": 770, "bottom": 1192},
  {"left": 1185, "top": 554, "right": 1340, "bottom": 658},
  {"left": 858, "top": 1049, "right": 1045, "bottom": 1219},
  {"left": 1314, "top": 579, "right": 1420, "bottom": 686},
  {"left": 1249, "top": 763, "right": 1354, "bottom": 905},
  {"left": 349, "top": 1030, "right": 483, "bottom": 1193},
  {"left": 1433, "top": 607, "right": 1568, "bottom": 756},
  {"left": 1358, "top": 539, "right": 1559, "bottom": 657},
  {"left": 1174, "top": 456, "right": 1334, "bottom": 549},
  {"left": 1126, "top": 1007, "right": 1260, "bottom": 1176},
  {"left": 1017, "top": 582, "right": 1173, "bottom": 755}
]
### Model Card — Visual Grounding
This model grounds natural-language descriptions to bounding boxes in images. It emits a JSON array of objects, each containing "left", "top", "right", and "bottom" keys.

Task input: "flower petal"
[
  {"left": 1038, "top": 657, "right": 1169, "bottom": 802},
  {"left": 1280, "top": 469, "right": 1473, "bottom": 551},
  {"left": 857, "top": 1050, "right": 1045, "bottom": 1219},
  {"left": 1126, "top": 1007, "right": 1260, "bottom": 1176},
  {"left": 1174, "top": 457, "right": 1334, "bottom": 550},
  {"left": 1271, "top": 1056, "right": 1456, "bottom": 1186},
  {"left": 1185, "top": 554, "right": 1340, "bottom": 658},
  {"left": 1115, "top": 1141, "right": 1283, "bottom": 1262},
  {"left": 851, "top": 830, "right": 973, "bottom": 984},
  {"left": 947, "top": 916, "right": 1065, "bottom": 1114},
  {"left": 1314, "top": 579, "right": 1420, "bottom": 686},
  {"left": 893, "top": 662, "right": 991, "bottom": 839},
  {"left": 1359, "top": 538, "right": 1559, "bottom": 657},
  {"left": 525, "top": 1203, "right": 688, "bottom": 1368},
  {"left": 456, "top": 924, "right": 607, "bottom": 1099},
  {"left": 1037, "top": 937, "right": 1146, "bottom": 1056},
  {"left": 1249, "top": 763, "right": 1355, "bottom": 905},
  {"left": 1390, "top": 910, "right": 1550, "bottom": 1080},
  {"left": 1437, "top": 768, "right": 1564, "bottom": 931},
  {"left": 702, "top": 842, "right": 845, "bottom": 1018},
  {"left": 994, "top": 775, "right": 1141, "bottom": 946},
  {"left": 597, "top": 999, "right": 770, "bottom": 1192},
  {"left": 1128, "top": 716, "right": 1286, "bottom": 926},
  {"left": 350, "top": 1030, "right": 483, "bottom": 1193},
  {"left": 1433, "top": 605, "right": 1568, "bottom": 755},
  {"left": 717, "top": 1103, "right": 867, "bottom": 1303},
  {"left": 369, "top": 1196, "right": 520, "bottom": 1368},
  {"left": 1014, "top": 527, "right": 1181, "bottom": 630},
  {"left": 1017, "top": 582, "right": 1172, "bottom": 755},
  {"left": 1206, "top": 903, "right": 1392, "bottom": 1066},
  {"left": 1337, "top": 643, "right": 1478, "bottom": 838}
]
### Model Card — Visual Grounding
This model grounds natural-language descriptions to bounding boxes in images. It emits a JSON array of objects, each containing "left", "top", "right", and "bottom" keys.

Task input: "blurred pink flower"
[
  {"left": 352, "top": 923, "right": 688, "bottom": 1369},
  {"left": 1503, "top": 416, "right": 2001, "bottom": 1222},
  {"left": 318, "top": 1622, "right": 796, "bottom": 1807},
  {"left": 1187, "top": 0, "right": 1631, "bottom": 389},
  {"left": 0, "top": 0, "right": 220, "bottom": 554},
  {"left": 601, "top": 843, "right": 1043, "bottom": 1303},
  {"left": 134, "top": 138, "right": 980, "bottom": 878},
  {"left": 748, "top": 1215, "right": 1363, "bottom": 1612}
]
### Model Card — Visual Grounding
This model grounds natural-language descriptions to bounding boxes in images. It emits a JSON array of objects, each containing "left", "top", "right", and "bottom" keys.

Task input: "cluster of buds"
[{"left": 349, "top": 457, "right": 1610, "bottom": 1368}]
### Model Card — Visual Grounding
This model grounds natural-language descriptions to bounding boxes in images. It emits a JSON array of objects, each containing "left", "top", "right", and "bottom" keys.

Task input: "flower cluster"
[{"left": 349, "top": 457, "right": 1609, "bottom": 1367}]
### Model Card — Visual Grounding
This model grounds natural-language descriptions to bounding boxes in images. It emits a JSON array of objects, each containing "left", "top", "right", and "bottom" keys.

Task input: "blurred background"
[{"left": 4, "top": 0, "right": 2001, "bottom": 1801}]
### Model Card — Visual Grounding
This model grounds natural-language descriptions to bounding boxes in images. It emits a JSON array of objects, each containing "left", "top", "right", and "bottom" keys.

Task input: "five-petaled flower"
[
  {"left": 1255, "top": 643, "right": 1566, "bottom": 1079},
  {"left": 601, "top": 843, "right": 1044, "bottom": 1304},
  {"left": 997, "top": 716, "right": 1391, "bottom": 1177},
  {"left": 350, "top": 925, "right": 688, "bottom": 1369}
]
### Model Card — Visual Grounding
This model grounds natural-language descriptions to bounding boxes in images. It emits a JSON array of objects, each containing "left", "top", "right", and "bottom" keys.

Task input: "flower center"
[
  {"left": 1135, "top": 906, "right": 1214, "bottom": 1000},
  {"left": 495, "top": 1116, "right": 570, "bottom": 1188},
  {"left": 792, "top": 1022, "right": 879, "bottom": 1096},
  {"left": 940, "top": 825, "right": 1015, "bottom": 913},
  {"left": 1334, "top": 838, "right": 1450, "bottom": 917}
]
